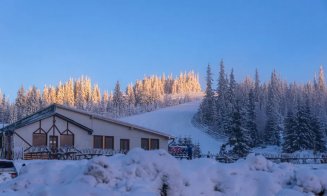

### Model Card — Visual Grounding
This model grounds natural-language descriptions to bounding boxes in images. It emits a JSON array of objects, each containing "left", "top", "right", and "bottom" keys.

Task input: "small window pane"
[
  {"left": 104, "top": 136, "right": 114, "bottom": 150},
  {"left": 33, "top": 133, "right": 47, "bottom": 146},
  {"left": 120, "top": 139, "right": 130, "bottom": 152},
  {"left": 60, "top": 135, "right": 74, "bottom": 147},
  {"left": 141, "top": 138, "right": 149, "bottom": 150},
  {"left": 94, "top": 135, "right": 103, "bottom": 149},
  {"left": 150, "top": 139, "right": 159, "bottom": 150}
]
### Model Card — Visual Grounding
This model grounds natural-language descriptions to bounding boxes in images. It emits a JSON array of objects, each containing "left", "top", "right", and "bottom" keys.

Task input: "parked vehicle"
[{"left": 0, "top": 160, "right": 18, "bottom": 178}]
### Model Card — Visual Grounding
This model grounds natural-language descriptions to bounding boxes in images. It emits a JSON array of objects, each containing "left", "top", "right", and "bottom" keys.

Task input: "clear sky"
[{"left": 0, "top": 0, "right": 326, "bottom": 99}]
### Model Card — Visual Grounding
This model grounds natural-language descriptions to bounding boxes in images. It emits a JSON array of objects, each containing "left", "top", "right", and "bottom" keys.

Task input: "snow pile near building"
[{"left": 0, "top": 149, "right": 327, "bottom": 195}]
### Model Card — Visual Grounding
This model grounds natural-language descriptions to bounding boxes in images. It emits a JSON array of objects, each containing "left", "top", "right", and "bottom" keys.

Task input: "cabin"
[{"left": 0, "top": 104, "right": 173, "bottom": 160}]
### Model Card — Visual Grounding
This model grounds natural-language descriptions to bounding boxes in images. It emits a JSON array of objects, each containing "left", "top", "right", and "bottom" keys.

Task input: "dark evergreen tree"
[
  {"left": 15, "top": 86, "right": 27, "bottom": 120},
  {"left": 228, "top": 101, "right": 250, "bottom": 157},
  {"left": 310, "top": 114, "right": 326, "bottom": 153},
  {"left": 295, "top": 99, "right": 314, "bottom": 151},
  {"left": 199, "top": 64, "right": 215, "bottom": 125},
  {"left": 283, "top": 111, "right": 298, "bottom": 153},
  {"left": 216, "top": 59, "right": 230, "bottom": 134},
  {"left": 254, "top": 69, "right": 260, "bottom": 102},
  {"left": 112, "top": 81, "right": 124, "bottom": 117},
  {"left": 246, "top": 89, "right": 259, "bottom": 147},
  {"left": 264, "top": 71, "right": 281, "bottom": 145}
]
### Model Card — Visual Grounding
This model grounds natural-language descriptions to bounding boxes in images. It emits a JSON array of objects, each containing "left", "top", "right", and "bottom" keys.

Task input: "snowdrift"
[{"left": 0, "top": 149, "right": 327, "bottom": 195}]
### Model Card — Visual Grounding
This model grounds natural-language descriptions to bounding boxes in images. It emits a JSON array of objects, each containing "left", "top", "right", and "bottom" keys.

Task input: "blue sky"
[{"left": 0, "top": 0, "right": 326, "bottom": 99}]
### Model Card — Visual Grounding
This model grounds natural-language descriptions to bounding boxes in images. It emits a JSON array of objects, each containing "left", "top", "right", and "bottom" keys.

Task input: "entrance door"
[{"left": 49, "top": 136, "right": 58, "bottom": 150}]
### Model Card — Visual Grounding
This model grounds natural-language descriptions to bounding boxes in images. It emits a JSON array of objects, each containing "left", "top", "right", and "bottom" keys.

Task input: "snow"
[
  {"left": 0, "top": 149, "right": 327, "bottom": 195},
  {"left": 121, "top": 101, "right": 225, "bottom": 154}
]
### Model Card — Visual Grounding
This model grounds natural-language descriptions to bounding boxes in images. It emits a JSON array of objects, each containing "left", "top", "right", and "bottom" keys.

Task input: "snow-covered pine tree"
[
  {"left": 74, "top": 79, "right": 85, "bottom": 109},
  {"left": 264, "top": 70, "right": 281, "bottom": 146},
  {"left": 48, "top": 86, "right": 57, "bottom": 105},
  {"left": 101, "top": 91, "right": 109, "bottom": 113},
  {"left": 65, "top": 79, "right": 75, "bottom": 107},
  {"left": 15, "top": 86, "right": 27, "bottom": 120},
  {"left": 56, "top": 82, "right": 65, "bottom": 105},
  {"left": 216, "top": 59, "right": 230, "bottom": 134},
  {"left": 295, "top": 98, "right": 314, "bottom": 150},
  {"left": 254, "top": 69, "right": 260, "bottom": 102},
  {"left": 26, "top": 86, "right": 41, "bottom": 115},
  {"left": 310, "top": 113, "right": 326, "bottom": 153},
  {"left": 198, "top": 64, "right": 215, "bottom": 126},
  {"left": 91, "top": 84, "right": 101, "bottom": 112},
  {"left": 41, "top": 85, "right": 51, "bottom": 107},
  {"left": 228, "top": 101, "right": 250, "bottom": 158},
  {"left": 126, "top": 83, "right": 136, "bottom": 115},
  {"left": 112, "top": 81, "right": 125, "bottom": 117},
  {"left": 282, "top": 110, "right": 298, "bottom": 153},
  {"left": 246, "top": 89, "right": 259, "bottom": 147}
]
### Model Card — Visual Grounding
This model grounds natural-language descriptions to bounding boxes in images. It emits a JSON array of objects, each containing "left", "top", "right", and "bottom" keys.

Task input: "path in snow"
[{"left": 121, "top": 101, "right": 225, "bottom": 154}]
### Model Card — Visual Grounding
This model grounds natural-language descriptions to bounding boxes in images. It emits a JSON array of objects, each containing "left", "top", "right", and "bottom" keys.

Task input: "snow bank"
[{"left": 0, "top": 149, "right": 326, "bottom": 195}]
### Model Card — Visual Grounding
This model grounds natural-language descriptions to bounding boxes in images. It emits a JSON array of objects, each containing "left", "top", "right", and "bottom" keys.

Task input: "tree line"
[
  {"left": 0, "top": 71, "right": 201, "bottom": 124},
  {"left": 197, "top": 60, "right": 327, "bottom": 157}
]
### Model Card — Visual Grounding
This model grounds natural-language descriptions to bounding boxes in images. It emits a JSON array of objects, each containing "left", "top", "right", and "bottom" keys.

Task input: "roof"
[
  {"left": 53, "top": 104, "right": 174, "bottom": 139},
  {"left": 0, "top": 105, "right": 93, "bottom": 135},
  {"left": 0, "top": 104, "right": 174, "bottom": 139}
]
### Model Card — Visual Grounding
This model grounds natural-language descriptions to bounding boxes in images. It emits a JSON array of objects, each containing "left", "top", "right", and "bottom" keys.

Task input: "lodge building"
[{"left": 0, "top": 104, "right": 173, "bottom": 160}]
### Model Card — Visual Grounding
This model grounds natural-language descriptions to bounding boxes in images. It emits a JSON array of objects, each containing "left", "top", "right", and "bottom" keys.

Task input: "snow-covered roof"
[{"left": 53, "top": 104, "right": 174, "bottom": 139}]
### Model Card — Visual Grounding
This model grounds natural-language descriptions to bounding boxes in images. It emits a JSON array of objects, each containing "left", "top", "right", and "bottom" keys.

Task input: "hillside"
[{"left": 121, "top": 101, "right": 225, "bottom": 154}]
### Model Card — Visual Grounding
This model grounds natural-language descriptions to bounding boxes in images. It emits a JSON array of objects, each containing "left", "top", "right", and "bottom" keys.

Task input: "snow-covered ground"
[
  {"left": 1, "top": 149, "right": 327, "bottom": 195},
  {"left": 121, "top": 101, "right": 225, "bottom": 154}
]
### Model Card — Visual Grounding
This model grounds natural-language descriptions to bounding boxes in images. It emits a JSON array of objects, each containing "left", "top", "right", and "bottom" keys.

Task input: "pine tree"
[
  {"left": 318, "top": 65, "right": 325, "bottom": 92},
  {"left": 126, "top": 83, "right": 136, "bottom": 115},
  {"left": 65, "top": 79, "right": 75, "bottom": 107},
  {"left": 282, "top": 110, "right": 298, "bottom": 153},
  {"left": 199, "top": 64, "right": 215, "bottom": 125},
  {"left": 91, "top": 84, "right": 101, "bottom": 110},
  {"left": 15, "top": 86, "right": 27, "bottom": 120},
  {"left": 254, "top": 69, "right": 260, "bottom": 102},
  {"left": 101, "top": 91, "right": 109, "bottom": 113},
  {"left": 216, "top": 59, "right": 230, "bottom": 134},
  {"left": 246, "top": 89, "right": 259, "bottom": 147},
  {"left": 264, "top": 70, "right": 281, "bottom": 146},
  {"left": 41, "top": 86, "right": 51, "bottom": 107},
  {"left": 56, "top": 82, "right": 65, "bottom": 105},
  {"left": 112, "top": 81, "right": 124, "bottom": 117},
  {"left": 295, "top": 99, "right": 313, "bottom": 151},
  {"left": 310, "top": 114, "right": 326, "bottom": 153},
  {"left": 49, "top": 86, "right": 57, "bottom": 104},
  {"left": 26, "top": 86, "right": 41, "bottom": 115},
  {"left": 228, "top": 101, "right": 250, "bottom": 157}
]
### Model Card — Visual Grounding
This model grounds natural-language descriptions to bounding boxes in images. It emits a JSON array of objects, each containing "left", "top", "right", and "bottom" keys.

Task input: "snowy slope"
[{"left": 121, "top": 101, "right": 225, "bottom": 154}]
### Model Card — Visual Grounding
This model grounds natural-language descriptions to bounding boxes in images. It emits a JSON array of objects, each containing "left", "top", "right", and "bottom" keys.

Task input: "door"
[{"left": 49, "top": 136, "right": 58, "bottom": 150}]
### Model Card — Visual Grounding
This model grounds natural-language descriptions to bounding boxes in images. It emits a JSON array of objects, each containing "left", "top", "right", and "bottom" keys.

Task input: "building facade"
[{"left": 0, "top": 104, "right": 173, "bottom": 160}]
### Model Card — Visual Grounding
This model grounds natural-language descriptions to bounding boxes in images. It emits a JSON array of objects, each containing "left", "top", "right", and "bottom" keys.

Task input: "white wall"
[
  {"left": 13, "top": 109, "right": 169, "bottom": 151},
  {"left": 13, "top": 116, "right": 91, "bottom": 150}
]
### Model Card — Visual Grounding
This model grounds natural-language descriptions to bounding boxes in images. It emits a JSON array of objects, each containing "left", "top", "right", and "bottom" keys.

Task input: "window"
[
  {"left": 33, "top": 133, "right": 47, "bottom": 146},
  {"left": 120, "top": 139, "right": 130, "bottom": 152},
  {"left": 93, "top": 135, "right": 103, "bottom": 149},
  {"left": 104, "top": 136, "right": 114, "bottom": 150},
  {"left": 60, "top": 135, "right": 74, "bottom": 147},
  {"left": 141, "top": 138, "right": 149, "bottom": 150},
  {"left": 150, "top": 139, "right": 159, "bottom": 150},
  {"left": 49, "top": 136, "right": 58, "bottom": 149}
]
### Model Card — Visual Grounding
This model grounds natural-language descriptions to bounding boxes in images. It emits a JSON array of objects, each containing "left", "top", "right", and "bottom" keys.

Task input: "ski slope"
[{"left": 121, "top": 101, "right": 225, "bottom": 154}]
